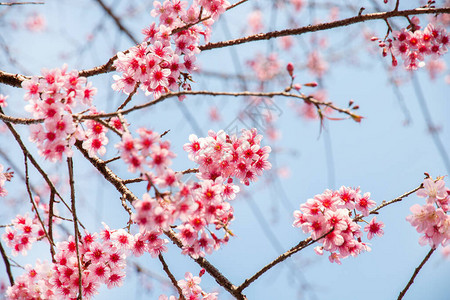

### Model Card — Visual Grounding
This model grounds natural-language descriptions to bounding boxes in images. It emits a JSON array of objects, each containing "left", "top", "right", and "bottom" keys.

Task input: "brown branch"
[
  {"left": 67, "top": 157, "right": 83, "bottom": 300},
  {"left": 74, "top": 140, "right": 245, "bottom": 299},
  {"left": 116, "top": 82, "right": 140, "bottom": 111},
  {"left": 164, "top": 229, "right": 246, "bottom": 300},
  {"left": 122, "top": 177, "right": 143, "bottom": 184},
  {"left": 1, "top": 7, "right": 447, "bottom": 88},
  {"left": 122, "top": 168, "right": 198, "bottom": 185},
  {"left": 24, "top": 156, "right": 56, "bottom": 259},
  {"left": 398, "top": 247, "right": 436, "bottom": 300},
  {"left": 93, "top": 0, "right": 139, "bottom": 44},
  {"left": 0, "top": 1, "right": 44, "bottom": 5},
  {"left": 236, "top": 235, "right": 319, "bottom": 293},
  {"left": 0, "top": 112, "right": 42, "bottom": 125},
  {"left": 171, "top": 0, "right": 249, "bottom": 35},
  {"left": 0, "top": 240, "right": 14, "bottom": 286},
  {"left": 0, "top": 107, "right": 73, "bottom": 215},
  {"left": 238, "top": 182, "right": 424, "bottom": 292},
  {"left": 199, "top": 7, "right": 450, "bottom": 51},
  {"left": 74, "top": 140, "right": 139, "bottom": 204},
  {"left": 0, "top": 70, "right": 29, "bottom": 88},
  {"left": 366, "top": 184, "right": 423, "bottom": 216},
  {"left": 78, "top": 90, "right": 357, "bottom": 121},
  {"left": 47, "top": 189, "right": 56, "bottom": 262},
  {"left": 158, "top": 254, "right": 186, "bottom": 300},
  {"left": 132, "top": 261, "right": 172, "bottom": 286},
  {"left": 180, "top": 168, "right": 199, "bottom": 175}
]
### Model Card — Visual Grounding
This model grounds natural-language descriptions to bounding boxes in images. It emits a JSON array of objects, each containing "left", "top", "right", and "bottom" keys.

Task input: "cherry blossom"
[
  {"left": 406, "top": 177, "right": 450, "bottom": 248},
  {"left": 293, "top": 186, "right": 383, "bottom": 263},
  {"left": 0, "top": 94, "right": 8, "bottom": 108},
  {"left": 377, "top": 21, "right": 449, "bottom": 70},
  {"left": 112, "top": 0, "right": 230, "bottom": 99},
  {"left": 21, "top": 65, "right": 104, "bottom": 162},
  {"left": 160, "top": 271, "right": 218, "bottom": 300}
]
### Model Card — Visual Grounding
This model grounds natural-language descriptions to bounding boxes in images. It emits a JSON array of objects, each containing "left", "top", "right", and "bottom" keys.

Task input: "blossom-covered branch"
[
  {"left": 199, "top": 7, "right": 450, "bottom": 51},
  {"left": 0, "top": 7, "right": 448, "bottom": 88}
]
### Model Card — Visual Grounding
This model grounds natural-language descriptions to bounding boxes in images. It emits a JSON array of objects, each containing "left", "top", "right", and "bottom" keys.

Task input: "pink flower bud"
[
  {"left": 391, "top": 55, "right": 398, "bottom": 67},
  {"left": 286, "top": 63, "right": 294, "bottom": 77},
  {"left": 293, "top": 83, "right": 302, "bottom": 91},
  {"left": 199, "top": 268, "right": 206, "bottom": 277},
  {"left": 304, "top": 82, "right": 318, "bottom": 87}
]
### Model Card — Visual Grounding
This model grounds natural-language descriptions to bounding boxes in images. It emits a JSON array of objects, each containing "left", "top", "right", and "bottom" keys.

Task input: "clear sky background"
[{"left": 0, "top": 0, "right": 449, "bottom": 299}]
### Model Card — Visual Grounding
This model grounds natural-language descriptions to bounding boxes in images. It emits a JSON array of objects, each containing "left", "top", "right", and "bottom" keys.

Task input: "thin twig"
[
  {"left": 366, "top": 184, "right": 423, "bottom": 216},
  {"left": 158, "top": 254, "right": 186, "bottom": 300},
  {"left": 0, "top": 7, "right": 447, "bottom": 87},
  {"left": 24, "top": 156, "right": 56, "bottom": 259},
  {"left": 122, "top": 177, "right": 144, "bottom": 184},
  {"left": 48, "top": 190, "right": 56, "bottom": 262},
  {"left": 0, "top": 1, "right": 44, "bottom": 5},
  {"left": 93, "top": 0, "right": 139, "bottom": 44},
  {"left": 67, "top": 157, "right": 83, "bottom": 300},
  {"left": 164, "top": 229, "right": 246, "bottom": 300},
  {"left": 398, "top": 248, "right": 436, "bottom": 300},
  {"left": 0, "top": 240, "right": 14, "bottom": 286},
  {"left": 132, "top": 261, "right": 172, "bottom": 286},
  {"left": 171, "top": 0, "right": 249, "bottom": 35},
  {"left": 198, "top": 7, "right": 450, "bottom": 51},
  {"left": 77, "top": 90, "right": 357, "bottom": 121},
  {"left": 1, "top": 108, "right": 72, "bottom": 214},
  {"left": 102, "top": 156, "right": 121, "bottom": 165},
  {"left": 116, "top": 82, "right": 140, "bottom": 111},
  {"left": 238, "top": 182, "right": 424, "bottom": 292},
  {"left": 75, "top": 140, "right": 246, "bottom": 299},
  {"left": 237, "top": 234, "right": 322, "bottom": 293}
]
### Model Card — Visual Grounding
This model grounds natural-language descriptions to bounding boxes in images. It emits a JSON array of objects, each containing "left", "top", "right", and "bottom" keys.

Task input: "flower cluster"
[
  {"left": 0, "top": 93, "right": 8, "bottom": 108},
  {"left": 293, "top": 186, "right": 384, "bottom": 264},
  {"left": 184, "top": 128, "right": 272, "bottom": 186},
  {"left": 22, "top": 65, "right": 98, "bottom": 161},
  {"left": 81, "top": 118, "right": 109, "bottom": 157},
  {"left": 0, "top": 163, "right": 13, "bottom": 197},
  {"left": 406, "top": 177, "right": 450, "bottom": 248},
  {"left": 5, "top": 224, "right": 163, "bottom": 299},
  {"left": 131, "top": 128, "right": 271, "bottom": 258},
  {"left": 112, "top": 0, "right": 230, "bottom": 99},
  {"left": 2, "top": 213, "right": 45, "bottom": 256},
  {"left": 116, "top": 128, "right": 175, "bottom": 174},
  {"left": 159, "top": 271, "right": 218, "bottom": 300},
  {"left": 375, "top": 20, "right": 449, "bottom": 70}
]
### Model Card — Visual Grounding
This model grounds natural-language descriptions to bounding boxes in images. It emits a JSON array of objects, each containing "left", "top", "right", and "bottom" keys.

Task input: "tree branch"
[
  {"left": 199, "top": 7, "right": 450, "bottom": 51},
  {"left": 77, "top": 90, "right": 358, "bottom": 121},
  {"left": 93, "top": 0, "right": 139, "bottom": 44},
  {"left": 1, "top": 7, "right": 447, "bottom": 87},
  {"left": 237, "top": 182, "right": 424, "bottom": 292},
  {"left": 0, "top": 2, "right": 43, "bottom": 5},
  {"left": 67, "top": 157, "right": 83, "bottom": 300},
  {"left": 24, "top": 155, "right": 56, "bottom": 260},
  {"left": 397, "top": 247, "right": 436, "bottom": 300},
  {"left": 164, "top": 229, "right": 247, "bottom": 300},
  {"left": 158, "top": 254, "right": 186, "bottom": 300},
  {"left": 0, "top": 108, "right": 73, "bottom": 216},
  {"left": 0, "top": 240, "right": 14, "bottom": 286}
]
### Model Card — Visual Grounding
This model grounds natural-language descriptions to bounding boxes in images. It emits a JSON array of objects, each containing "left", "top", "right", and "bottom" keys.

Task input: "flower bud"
[
  {"left": 199, "top": 268, "right": 206, "bottom": 277},
  {"left": 286, "top": 63, "right": 294, "bottom": 77},
  {"left": 304, "top": 82, "right": 318, "bottom": 87}
]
